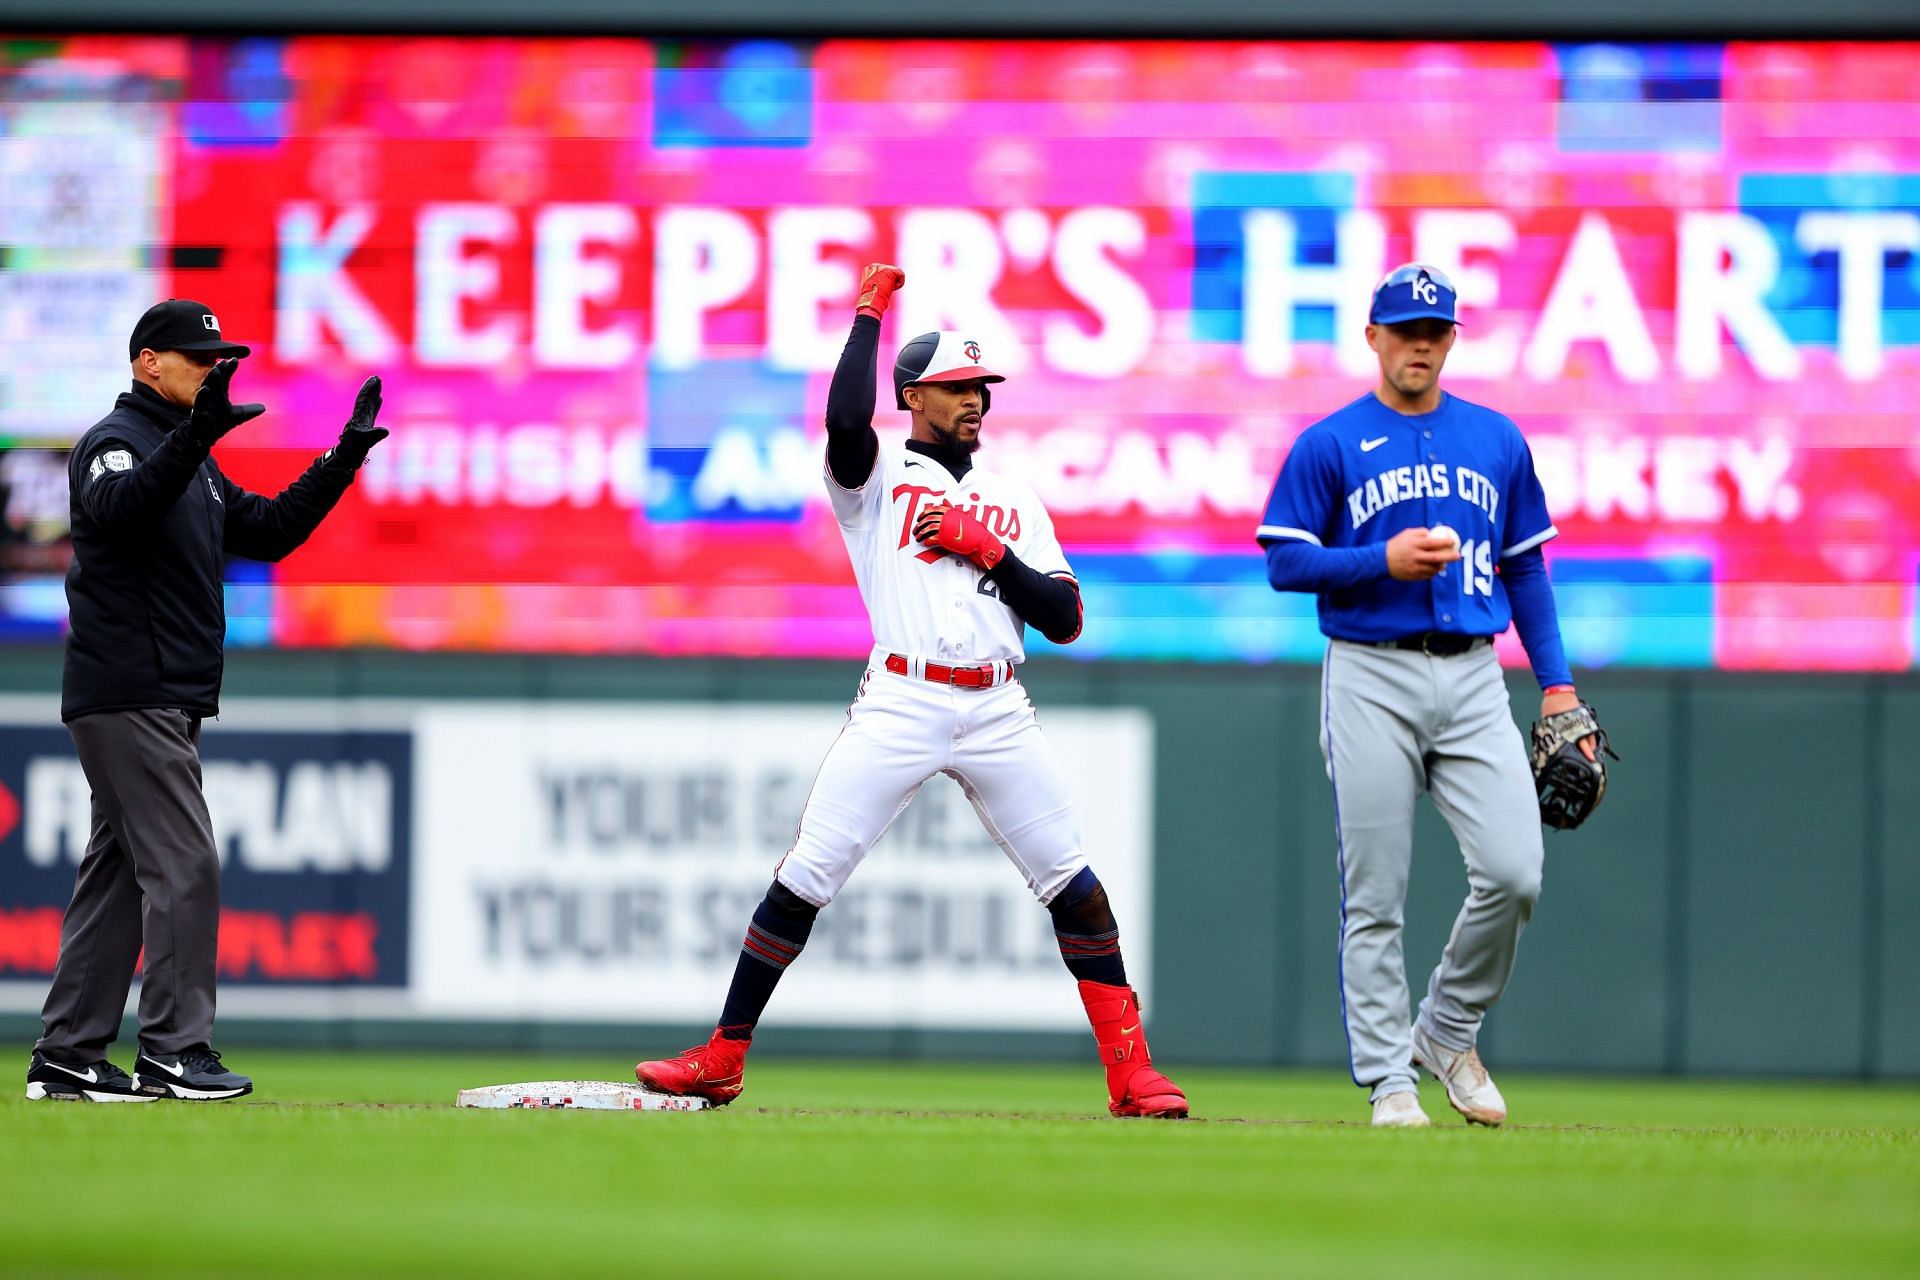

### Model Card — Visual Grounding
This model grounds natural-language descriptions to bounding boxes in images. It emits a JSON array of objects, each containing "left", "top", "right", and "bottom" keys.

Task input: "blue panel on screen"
[
  {"left": 654, "top": 42, "right": 814, "bottom": 148},
  {"left": 1740, "top": 174, "right": 1920, "bottom": 209},
  {"left": 1554, "top": 43, "right": 1725, "bottom": 101},
  {"left": 1552, "top": 44, "right": 1722, "bottom": 153},
  {"left": 1191, "top": 172, "right": 1353, "bottom": 344},
  {"left": 1026, "top": 551, "right": 1323, "bottom": 663},
  {"left": 185, "top": 39, "right": 290, "bottom": 147},
  {"left": 1739, "top": 174, "right": 1920, "bottom": 350},
  {"left": 1192, "top": 173, "right": 1358, "bottom": 209},
  {"left": 0, "top": 581, "right": 67, "bottom": 642},
  {"left": 1913, "top": 563, "right": 1920, "bottom": 671},
  {"left": 1549, "top": 555, "right": 1714, "bottom": 668},
  {"left": 1030, "top": 552, "right": 1714, "bottom": 667},
  {"left": 223, "top": 559, "right": 274, "bottom": 648},
  {"left": 647, "top": 361, "right": 811, "bottom": 523},
  {"left": 1082, "top": 550, "right": 1263, "bottom": 584},
  {"left": 1555, "top": 100, "right": 1721, "bottom": 154}
]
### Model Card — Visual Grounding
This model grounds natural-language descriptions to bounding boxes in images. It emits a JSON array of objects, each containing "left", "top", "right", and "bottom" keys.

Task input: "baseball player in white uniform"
[{"left": 635, "top": 265, "right": 1187, "bottom": 1119}]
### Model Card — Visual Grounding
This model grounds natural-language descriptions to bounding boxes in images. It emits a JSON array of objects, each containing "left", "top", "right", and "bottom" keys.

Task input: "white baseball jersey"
[
  {"left": 776, "top": 435, "right": 1090, "bottom": 911},
  {"left": 825, "top": 441, "right": 1074, "bottom": 664}
]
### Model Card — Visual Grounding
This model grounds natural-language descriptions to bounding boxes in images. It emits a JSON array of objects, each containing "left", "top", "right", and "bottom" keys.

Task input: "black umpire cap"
[{"left": 128, "top": 299, "right": 251, "bottom": 362}]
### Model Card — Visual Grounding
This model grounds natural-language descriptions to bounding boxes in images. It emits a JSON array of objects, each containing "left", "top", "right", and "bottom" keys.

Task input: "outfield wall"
[{"left": 0, "top": 645, "right": 1913, "bottom": 1080}]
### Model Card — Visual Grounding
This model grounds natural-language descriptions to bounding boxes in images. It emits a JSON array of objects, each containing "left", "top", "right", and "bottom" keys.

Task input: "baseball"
[{"left": 1428, "top": 524, "right": 1461, "bottom": 552}]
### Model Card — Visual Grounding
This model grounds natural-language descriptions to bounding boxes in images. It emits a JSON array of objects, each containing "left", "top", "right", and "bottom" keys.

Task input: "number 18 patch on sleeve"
[{"left": 87, "top": 449, "right": 134, "bottom": 481}]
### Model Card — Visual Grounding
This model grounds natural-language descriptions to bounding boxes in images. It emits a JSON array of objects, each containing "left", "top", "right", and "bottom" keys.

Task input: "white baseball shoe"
[
  {"left": 1370, "top": 1091, "right": 1432, "bottom": 1128},
  {"left": 1411, "top": 1023, "right": 1507, "bottom": 1126}
]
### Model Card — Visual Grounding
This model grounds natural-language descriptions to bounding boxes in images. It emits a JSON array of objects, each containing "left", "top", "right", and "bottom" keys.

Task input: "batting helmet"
[{"left": 892, "top": 331, "right": 1005, "bottom": 412}]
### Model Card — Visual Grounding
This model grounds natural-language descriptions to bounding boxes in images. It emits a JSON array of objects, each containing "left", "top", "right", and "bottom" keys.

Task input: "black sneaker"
[
  {"left": 134, "top": 1046, "right": 253, "bottom": 1100},
  {"left": 26, "top": 1051, "right": 157, "bottom": 1103}
]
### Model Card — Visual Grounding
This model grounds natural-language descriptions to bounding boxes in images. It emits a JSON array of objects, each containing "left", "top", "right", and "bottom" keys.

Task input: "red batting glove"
[
  {"left": 856, "top": 263, "right": 905, "bottom": 319},
  {"left": 914, "top": 502, "right": 1005, "bottom": 571}
]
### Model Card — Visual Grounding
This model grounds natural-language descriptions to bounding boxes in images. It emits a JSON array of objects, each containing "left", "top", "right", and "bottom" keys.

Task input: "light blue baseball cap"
[{"left": 1369, "top": 263, "right": 1459, "bottom": 325}]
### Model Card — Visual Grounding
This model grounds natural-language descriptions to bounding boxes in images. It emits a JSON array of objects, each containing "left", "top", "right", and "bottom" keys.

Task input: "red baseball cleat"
[
  {"left": 1077, "top": 980, "right": 1189, "bottom": 1119},
  {"left": 634, "top": 1029, "right": 750, "bottom": 1105}
]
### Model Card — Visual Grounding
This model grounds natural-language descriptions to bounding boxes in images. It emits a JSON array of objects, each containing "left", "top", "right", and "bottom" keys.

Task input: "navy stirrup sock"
[
  {"left": 1048, "top": 866, "right": 1129, "bottom": 988},
  {"left": 717, "top": 882, "right": 820, "bottom": 1040}
]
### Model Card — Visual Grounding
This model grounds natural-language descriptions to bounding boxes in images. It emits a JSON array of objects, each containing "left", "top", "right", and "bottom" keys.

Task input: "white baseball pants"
[{"left": 775, "top": 656, "right": 1089, "bottom": 909}]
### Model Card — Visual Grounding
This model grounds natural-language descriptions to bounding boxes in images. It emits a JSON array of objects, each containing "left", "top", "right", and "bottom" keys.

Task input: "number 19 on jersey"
[{"left": 1457, "top": 539, "right": 1494, "bottom": 596}]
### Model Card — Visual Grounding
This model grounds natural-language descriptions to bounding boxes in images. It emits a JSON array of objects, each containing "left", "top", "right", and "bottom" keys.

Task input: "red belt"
[{"left": 885, "top": 654, "right": 1006, "bottom": 689}]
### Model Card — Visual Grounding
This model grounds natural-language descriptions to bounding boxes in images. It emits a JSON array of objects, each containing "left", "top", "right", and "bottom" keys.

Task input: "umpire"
[{"left": 25, "top": 299, "right": 388, "bottom": 1103}]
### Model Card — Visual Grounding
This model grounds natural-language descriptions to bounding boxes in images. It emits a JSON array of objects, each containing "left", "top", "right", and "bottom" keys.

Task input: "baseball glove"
[{"left": 1530, "top": 701, "right": 1618, "bottom": 831}]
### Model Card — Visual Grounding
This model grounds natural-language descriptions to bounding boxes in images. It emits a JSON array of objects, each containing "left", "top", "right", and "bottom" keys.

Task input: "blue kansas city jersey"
[{"left": 1256, "top": 392, "right": 1557, "bottom": 642}]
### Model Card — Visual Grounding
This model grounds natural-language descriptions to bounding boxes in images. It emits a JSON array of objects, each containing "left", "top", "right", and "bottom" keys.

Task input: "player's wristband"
[{"left": 1543, "top": 684, "right": 1577, "bottom": 696}]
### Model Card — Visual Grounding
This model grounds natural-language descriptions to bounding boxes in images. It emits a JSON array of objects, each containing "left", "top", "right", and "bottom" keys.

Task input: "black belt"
[{"left": 1361, "top": 633, "right": 1491, "bottom": 657}]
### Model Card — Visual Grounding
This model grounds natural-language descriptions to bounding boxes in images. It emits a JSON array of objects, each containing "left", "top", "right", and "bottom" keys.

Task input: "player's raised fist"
[{"left": 856, "top": 264, "right": 905, "bottom": 319}]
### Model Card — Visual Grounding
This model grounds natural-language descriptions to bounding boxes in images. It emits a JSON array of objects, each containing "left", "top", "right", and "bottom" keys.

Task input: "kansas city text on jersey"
[{"left": 1345, "top": 463, "right": 1501, "bottom": 531}]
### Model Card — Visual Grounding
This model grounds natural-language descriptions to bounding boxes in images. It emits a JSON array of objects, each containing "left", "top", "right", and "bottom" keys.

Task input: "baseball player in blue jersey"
[{"left": 1257, "top": 264, "right": 1604, "bottom": 1128}]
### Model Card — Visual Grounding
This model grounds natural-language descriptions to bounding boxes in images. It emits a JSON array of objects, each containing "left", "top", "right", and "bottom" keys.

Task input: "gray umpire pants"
[
  {"left": 1319, "top": 640, "right": 1545, "bottom": 1101},
  {"left": 37, "top": 708, "right": 221, "bottom": 1061}
]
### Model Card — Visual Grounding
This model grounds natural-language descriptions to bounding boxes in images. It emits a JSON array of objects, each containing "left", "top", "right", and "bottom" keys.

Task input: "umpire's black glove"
[
  {"left": 326, "top": 375, "right": 389, "bottom": 469},
  {"left": 184, "top": 358, "right": 266, "bottom": 449}
]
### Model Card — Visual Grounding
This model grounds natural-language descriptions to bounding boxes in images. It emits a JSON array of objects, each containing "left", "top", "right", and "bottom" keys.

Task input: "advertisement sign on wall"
[
  {"left": 0, "top": 696, "right": 1151, "bottom": 1032},
  {"left": 0, "top": 708, "right": 413, "bottom": 998},
  {"left": 410, "top": 702, "right": 1154, "bottom": 1030}
]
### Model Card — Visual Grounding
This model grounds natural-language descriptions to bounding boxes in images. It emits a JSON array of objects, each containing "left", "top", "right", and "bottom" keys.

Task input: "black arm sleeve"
[
  {"left": 987, "top": 549, "right": 1083, "bottom": 645},
  {"left": 824, "top": 314, "right": 881, "bottom": 489},
  {"left": 220, "top": 453, "right": 359, "bottom": 563},
  {"left": 76, "top": 430, "right": 212, "bottom": 532}
]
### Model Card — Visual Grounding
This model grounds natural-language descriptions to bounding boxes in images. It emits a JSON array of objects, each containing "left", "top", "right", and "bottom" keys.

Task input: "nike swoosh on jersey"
[
  {"left": 1361, "top": 436, "right": 1389, "bottom": 452},
  {"left": 46, "top": 1062, "right": 99, "bottom": 1083}
]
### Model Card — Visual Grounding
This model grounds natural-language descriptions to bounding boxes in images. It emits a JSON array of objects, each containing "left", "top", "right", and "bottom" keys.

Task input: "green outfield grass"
[{"left": 3, "top": 1051, "right": 1917, "bottom": 1279}]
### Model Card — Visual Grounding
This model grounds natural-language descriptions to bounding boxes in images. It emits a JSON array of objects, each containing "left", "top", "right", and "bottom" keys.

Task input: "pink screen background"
[{"left": 3, "top": 37, "right": 1917, "bottom": 669}]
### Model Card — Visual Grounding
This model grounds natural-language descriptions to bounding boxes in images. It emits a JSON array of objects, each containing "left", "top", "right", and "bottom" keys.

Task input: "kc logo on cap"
[{"left": 1368, "top": 262, "right": 1460, "bottom": 327}]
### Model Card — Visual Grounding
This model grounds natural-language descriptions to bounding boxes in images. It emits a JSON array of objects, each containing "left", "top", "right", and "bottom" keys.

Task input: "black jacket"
[{"left": 62, "top": 382, "right": 360, "bottom": 721}]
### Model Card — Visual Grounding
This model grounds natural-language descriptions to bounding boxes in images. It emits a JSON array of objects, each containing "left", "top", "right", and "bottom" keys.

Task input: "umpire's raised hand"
[
  {"left": 327, "top": 375, "right": 390, "bottom": 469},
  {"left": 184, "top": 358, "right": 266, "bottom": 448}
]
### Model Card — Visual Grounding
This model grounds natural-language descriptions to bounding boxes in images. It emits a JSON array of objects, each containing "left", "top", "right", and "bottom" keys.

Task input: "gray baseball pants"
[
  {"left": 37, "top": 708, "right": 221, "bottom": 1061},
  {"left": 1318, "top": 640, "right": 1544, "bottom": 1101}
]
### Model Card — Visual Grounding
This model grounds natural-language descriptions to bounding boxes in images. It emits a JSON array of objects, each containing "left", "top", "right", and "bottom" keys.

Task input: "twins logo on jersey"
[
  {"left": 1344, "top": 463, "right": 1503, "bottom": 531},
  {"left": 893, "top": 484, "right": 1025, "bottom": 564},
  {"left": 828, "top": 439, "right": 1071, "bottom": 663}
]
